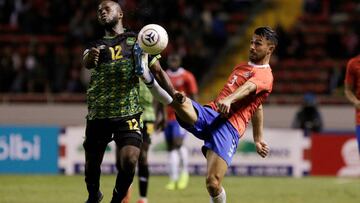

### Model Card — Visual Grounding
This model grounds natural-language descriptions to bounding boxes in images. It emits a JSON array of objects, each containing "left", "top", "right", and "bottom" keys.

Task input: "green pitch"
[{"left": 0, "top": 175, "right": 359, "bottom": 203}]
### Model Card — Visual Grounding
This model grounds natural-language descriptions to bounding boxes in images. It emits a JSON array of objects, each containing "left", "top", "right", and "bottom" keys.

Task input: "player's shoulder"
[
  {"left": 86, "top": 38, "right": 105, "bottom": 49},
  {"left": 347, "top": 55, "right": 360, "bottom": 69},
  {"left": 183, "top": 68, "right": 195, "bottom": 76},
  {"left": 232, "top": 62, "right": 252, "bottom": 73},
  {"left": 348, "top": 55, "right": 360, "bottom": 67},
  {"left": 234, "top": 62, "right": 249, "bottom": 69}
]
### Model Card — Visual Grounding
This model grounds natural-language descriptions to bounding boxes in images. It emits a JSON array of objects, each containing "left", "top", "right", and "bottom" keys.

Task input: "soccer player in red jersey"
[
  {"left": 136, "top": 27, "right": 277, "bottom": 203},
  {"left": 344, "top": 54, "right": 360, "bottom": 154},
  {"left": 164, "top": 54, "right": 198, "bottom": 190}
]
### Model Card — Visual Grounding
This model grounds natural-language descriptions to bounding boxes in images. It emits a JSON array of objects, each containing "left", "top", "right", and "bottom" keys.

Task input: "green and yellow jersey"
[
  {"left": 139, "top": 81, "right": 155, "bottom": 122},
  {"left": 84, "top": 32, "right": 141, "bottom": 120}
]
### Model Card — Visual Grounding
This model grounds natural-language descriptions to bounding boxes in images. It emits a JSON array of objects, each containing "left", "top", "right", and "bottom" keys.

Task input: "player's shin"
[
  {"left": 111, "top": 168, "right": 135, "bottom": 203},
  {"left": 138, "top": 163, "right": 149, "bottom": 198}
]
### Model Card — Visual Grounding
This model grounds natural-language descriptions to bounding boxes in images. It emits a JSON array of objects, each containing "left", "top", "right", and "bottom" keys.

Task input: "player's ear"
[
  {"left": 268, "top": 44, "right": 275, "bottom": 54},
  {"left": 119, "top": 12, "right": 123, "bottom": 19}
]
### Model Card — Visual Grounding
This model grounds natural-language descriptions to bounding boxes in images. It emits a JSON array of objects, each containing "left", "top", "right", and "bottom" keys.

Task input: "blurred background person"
[
  {"left": 344, "top": 54, "right": 360, "bottom": 154},
  {"left": 292, "top": 93, "right": 323, "bottom": 136},
  {"left": 164, "top": 53, "right": 198, "bottom": 190}
]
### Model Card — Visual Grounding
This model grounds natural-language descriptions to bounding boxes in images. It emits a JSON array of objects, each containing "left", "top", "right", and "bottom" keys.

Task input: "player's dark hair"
[{"left": 254, "top": 27, "right": 278, "bottom": 46}]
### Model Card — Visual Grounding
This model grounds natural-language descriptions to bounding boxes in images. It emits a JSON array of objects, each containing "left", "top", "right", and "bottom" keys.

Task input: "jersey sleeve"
[
  {"left": 248, "top": 69, "right": 273, "bottom": 94},
  {"left": 185, "top": 71, "right": 198, "bottom": 95},
  {"left": 345, "top": 59, "right": 355, "bottom": 86}
]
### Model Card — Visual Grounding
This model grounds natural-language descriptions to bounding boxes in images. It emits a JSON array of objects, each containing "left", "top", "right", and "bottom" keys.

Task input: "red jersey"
[
  {"left": 167, "top": 67, "right": 198, "bottom": 121},
  {"left": 345, "top": 55, "right": 360, "bottom": 124},
  {"left": 208, "top": 62, "right": 273, "bottom": 137}
]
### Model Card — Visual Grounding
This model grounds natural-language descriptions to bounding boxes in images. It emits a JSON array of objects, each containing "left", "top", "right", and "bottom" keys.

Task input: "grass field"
[{"left": 0, "top": 175, "right": 359, "bottom": 203}]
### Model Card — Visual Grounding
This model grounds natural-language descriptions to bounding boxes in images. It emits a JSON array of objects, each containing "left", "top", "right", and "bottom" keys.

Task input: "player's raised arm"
[
  {"left": 216, "top": 81, "right": 257, "bottom": 116},
  {"left": 251, "top": 104, "right": 269, "bottom": 158}
]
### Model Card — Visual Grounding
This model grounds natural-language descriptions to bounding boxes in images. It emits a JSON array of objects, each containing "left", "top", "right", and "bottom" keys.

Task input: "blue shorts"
[
  {"left": 164, "top": 120, "right": 187, "bottom": 141},
  {"left": 177, "top": 100, "right": 240, "bottom": 166},
  {"left": 356, "top": 125, "right": 360, "bottom": 153}
]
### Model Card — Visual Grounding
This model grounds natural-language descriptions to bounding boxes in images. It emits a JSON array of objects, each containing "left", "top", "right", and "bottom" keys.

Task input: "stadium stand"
[
  {"left": 0, "top": 0, "right": 358, "bottom": 105},
  {"left": 200, "top": 0, "right": 359, "bottom": 104},
  {"left": 0, "top": 0, "right": 255, "bottom": 102}
]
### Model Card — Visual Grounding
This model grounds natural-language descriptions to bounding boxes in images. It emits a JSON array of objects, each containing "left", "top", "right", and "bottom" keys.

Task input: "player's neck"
[
  {"left": 250, "top": 55, "right": 270, "bottom": 66},
  {"left": 105, "top": 23, "right": 124, "bottom": 37}
]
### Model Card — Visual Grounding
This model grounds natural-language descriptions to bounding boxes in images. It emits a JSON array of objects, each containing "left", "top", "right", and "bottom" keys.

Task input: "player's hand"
[
  {"left": 174, "top": 91, "right": 186, "bottom": 104},
  {"left": 216, "top": 97, "right": 232, "bottom": 117},
  {"left": 255, "top": 141, "right": 269, "bottom": 158},
  {"left": 87, "top": 47, "right": 100, "bottom": 66},
  {"left": 154, "top": 116, "right": 165, "bottom": 131}
]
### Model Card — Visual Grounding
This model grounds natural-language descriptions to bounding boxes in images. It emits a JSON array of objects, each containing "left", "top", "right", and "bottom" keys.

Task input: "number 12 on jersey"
[{"left": 109, "top": 45, "right": 123, "bottom": 60}]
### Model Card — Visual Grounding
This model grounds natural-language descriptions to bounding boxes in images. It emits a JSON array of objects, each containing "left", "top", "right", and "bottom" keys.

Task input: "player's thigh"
[
  {"left": 83, "top": 119, "right": 112, "bottom": 154},
  {"left": 114, "top": 132, "right": 142, "bottom": 167},
  {"left": 205, "top": 150, "right": 228, "bottom": 183},
  {"left": 171, "top": 97, "right": 198, "bottom": 125}
]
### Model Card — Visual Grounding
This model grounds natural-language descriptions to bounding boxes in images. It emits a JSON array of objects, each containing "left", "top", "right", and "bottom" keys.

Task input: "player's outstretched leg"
[{"left": 134, "top": 43, "right": 173, "bottom": 105}]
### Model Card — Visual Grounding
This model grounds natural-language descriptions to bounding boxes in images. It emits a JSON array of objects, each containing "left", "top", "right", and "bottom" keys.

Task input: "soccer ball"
[{"left": 138, "top": 24, "right": 168, "bottom": 55}]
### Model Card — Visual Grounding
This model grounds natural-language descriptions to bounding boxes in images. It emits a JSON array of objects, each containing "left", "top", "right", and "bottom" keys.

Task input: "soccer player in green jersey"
[
  {"left": 137, "top": 82, "right": 165, "bottom": 203},
  {"left": 82, "top": 1, "right": 173, "bottom": 202}
]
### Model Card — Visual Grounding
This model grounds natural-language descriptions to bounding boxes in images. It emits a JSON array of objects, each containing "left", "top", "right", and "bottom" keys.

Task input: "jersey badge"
[{"left": 126, "top": 37, "right": 136, "bottom": 46}]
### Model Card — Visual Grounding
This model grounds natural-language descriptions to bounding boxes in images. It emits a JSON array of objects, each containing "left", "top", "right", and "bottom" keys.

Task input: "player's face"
[
  {"left": 168, "top": 58, "right": 180, "bottom": 71},
  {"left": 97, "top": 1, "right": 121, "bottom": 26},
  {"left": 249, "top": 35, "right": 273, "bottom": 63}
]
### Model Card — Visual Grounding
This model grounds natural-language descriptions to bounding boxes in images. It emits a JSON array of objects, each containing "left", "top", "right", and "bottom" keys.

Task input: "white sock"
[
  {"left": 169, "top": 150, "right": 180, "bottom": 181},
  {"left": 147, "top": 79, "right": 173, "bottom": 105},
  {"left": 139, "top": 197, "right": 148, "bottom": 203},
  {"left": 138, "top": 54, "right": 173, "bottom": 105},
  {"left": 210, "top": 187, "right": 226, "bottom": 203},
  {"left": 179, "top": 146, "right": 189, "bottom": 174}
]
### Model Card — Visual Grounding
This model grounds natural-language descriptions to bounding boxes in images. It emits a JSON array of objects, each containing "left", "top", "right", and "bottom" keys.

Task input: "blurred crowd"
[
  {"left": 273, "top": 0, "right": 360, "bottom": 96},
  {"left": 1, "top": 0, "right": 359, "bottom": 96},
  {"left": 276, "top": 0, "right": 360, "bottom": 60},
  {"left": 0, "top": 0, "right": 243, "bottom": 94}
]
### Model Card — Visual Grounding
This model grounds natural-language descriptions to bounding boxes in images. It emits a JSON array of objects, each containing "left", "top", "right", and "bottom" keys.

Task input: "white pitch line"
[{"left": 335, "top": 178, "right": 359, "bottom": 185}]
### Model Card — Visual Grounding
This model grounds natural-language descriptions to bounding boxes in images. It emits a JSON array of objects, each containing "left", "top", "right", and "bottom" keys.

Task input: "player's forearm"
[
  {"left": 251, "top": 105, "right": 264, "bottom": 142},
  {"left": 227, "top": 81, "right": 257, "bottom": 104},
  {"left": 344, "top": 85, "right": 360, "bottom": 106}
]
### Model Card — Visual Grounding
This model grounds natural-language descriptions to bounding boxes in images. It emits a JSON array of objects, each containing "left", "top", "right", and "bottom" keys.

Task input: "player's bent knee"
[
  {"left": 173, "top": 98, "right": 198, "bottom": 125},
  {"left": 117, "top": 155, "right": 138, "bottom": 172}
]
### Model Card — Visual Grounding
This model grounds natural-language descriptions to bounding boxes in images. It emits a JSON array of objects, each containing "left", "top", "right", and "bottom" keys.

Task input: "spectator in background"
[
  {"left": 66, "top": 68, "right": 85, "bottom": 93},
  {"left": 292, "top": 93, "right": 323, "bottom": 136},
  {"left": 0, "top": 46, "right": 16, "bottom": 92}
]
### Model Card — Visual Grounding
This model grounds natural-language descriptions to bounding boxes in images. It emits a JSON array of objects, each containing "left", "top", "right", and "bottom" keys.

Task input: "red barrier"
[{"left": 311, "top": 133, "right": 359, "bottom": 176}]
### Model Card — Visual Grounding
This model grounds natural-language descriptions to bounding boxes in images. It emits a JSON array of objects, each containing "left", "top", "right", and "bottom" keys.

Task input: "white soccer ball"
[{"left": 138, "top": 24, "right": 168, "bottom": 55}]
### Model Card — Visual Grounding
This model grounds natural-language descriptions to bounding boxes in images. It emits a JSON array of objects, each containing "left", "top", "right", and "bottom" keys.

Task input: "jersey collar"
[{"left": 248, "top": 62, "right": 270, "bottom": 68}]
